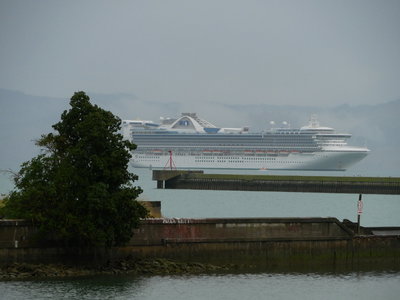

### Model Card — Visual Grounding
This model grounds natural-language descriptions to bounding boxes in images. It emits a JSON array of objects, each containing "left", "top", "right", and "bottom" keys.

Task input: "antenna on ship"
[
  {"left": 309, "top": 114, "right": 320, "bottom": 128},
  {"left": 164, "top": 150, "right": 177, "bottom": 170}
]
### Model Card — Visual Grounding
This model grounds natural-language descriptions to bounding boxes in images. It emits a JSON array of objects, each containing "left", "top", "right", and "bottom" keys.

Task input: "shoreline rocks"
[{"left": 0, "top": 258, "right": 237, "bottom": 280}]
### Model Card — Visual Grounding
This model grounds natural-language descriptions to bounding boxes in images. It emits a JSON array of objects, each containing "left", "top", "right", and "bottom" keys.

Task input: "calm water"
[
  {"left": 1, "top": 168, "right": 400, "bottom": 299},
  {"left": 136, "top": 168, "right": 400, "bottom": 227},
  {"left": 1, "top": 271, "right": 400, "bottom": 300}
]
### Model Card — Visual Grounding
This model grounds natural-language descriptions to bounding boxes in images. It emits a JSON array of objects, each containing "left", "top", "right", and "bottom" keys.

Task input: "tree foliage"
[{"left": 2, "top": 92, "right": 147, "bottom": 246}]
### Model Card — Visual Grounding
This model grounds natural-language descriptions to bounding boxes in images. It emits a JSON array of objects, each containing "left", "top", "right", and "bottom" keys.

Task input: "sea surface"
[
  {"left": 1, "top": 167, "right": 400, "bottom": 299},
  {"left": 135, "top": 168, "right": 400, "bottom": 227},
  {"left": 1, "top": 271, "right": 400, "bottom": 300}
]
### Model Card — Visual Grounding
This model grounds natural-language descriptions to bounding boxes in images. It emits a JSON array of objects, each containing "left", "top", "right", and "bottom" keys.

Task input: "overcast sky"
[{"left": 1, "top": 0, "right": 400, "bottom": 107}]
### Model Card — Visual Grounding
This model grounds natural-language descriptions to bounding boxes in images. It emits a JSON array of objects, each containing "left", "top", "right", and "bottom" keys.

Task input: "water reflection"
[{"left": 1, "top": 270, "right": 399, "bottom": 300}]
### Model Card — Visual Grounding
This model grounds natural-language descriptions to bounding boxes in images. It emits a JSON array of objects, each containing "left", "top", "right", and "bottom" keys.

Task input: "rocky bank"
[{"left": 0, "top": 258, "right": 236, "bottom": 280}]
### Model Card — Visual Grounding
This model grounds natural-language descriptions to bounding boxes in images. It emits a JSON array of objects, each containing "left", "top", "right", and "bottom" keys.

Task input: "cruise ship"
[{"left": 122, "top": 113, "right": 369, "bottom": 171}]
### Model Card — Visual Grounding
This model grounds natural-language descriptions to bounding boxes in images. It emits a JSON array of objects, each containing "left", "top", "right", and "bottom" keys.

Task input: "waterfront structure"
[
  {"left": 152, "top": 171, "right": 400, "bottom": 195},
  {"left": 122, "top": 113, "right": 369, "bottom": 171}
]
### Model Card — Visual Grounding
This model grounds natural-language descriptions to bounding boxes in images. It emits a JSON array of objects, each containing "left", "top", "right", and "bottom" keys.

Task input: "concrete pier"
[{"left": 153, "top": 170, "right": 400, "bottom": 194}]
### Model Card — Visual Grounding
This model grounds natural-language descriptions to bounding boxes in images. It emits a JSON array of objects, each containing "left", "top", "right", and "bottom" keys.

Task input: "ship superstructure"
[{"left": 122, "top": 113, "right": 369, "bottom": 171}]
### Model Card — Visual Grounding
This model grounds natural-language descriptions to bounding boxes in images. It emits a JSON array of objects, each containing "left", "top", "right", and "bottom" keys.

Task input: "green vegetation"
[
  {"left": 0, "top": 92, "right": 147, "bottom": 247},
  {"left": 192, "top": 173, "right": 400, "bottom": 183}
]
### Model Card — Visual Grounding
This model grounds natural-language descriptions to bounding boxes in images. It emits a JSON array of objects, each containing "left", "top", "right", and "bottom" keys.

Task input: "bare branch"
[{"left": 0, "top": 168, "right": 19, "bottom": 181}]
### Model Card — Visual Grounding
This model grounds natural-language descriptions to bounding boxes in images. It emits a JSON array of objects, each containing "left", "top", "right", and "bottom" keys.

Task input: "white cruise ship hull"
[
  {"left": 124, "top": 113, "right": 370, "bottom": 171},
  {"left": 131, "top": 149, "right": 368, "bottom": 171}
]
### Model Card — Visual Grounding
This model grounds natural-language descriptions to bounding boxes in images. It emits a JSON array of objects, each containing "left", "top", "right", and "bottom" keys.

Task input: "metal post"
[
  {"left": 164, "top": 150, "right": 176, "bottom": 170},
  {"left": 157, "top": 180, "right": 164, "bottom": 189},
  {"left": 357, "top": 194, "right": 363, "bottom": 234}
]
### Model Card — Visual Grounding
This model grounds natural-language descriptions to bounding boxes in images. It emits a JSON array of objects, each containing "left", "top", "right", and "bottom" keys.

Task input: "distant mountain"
[
  {"left": 0, "top": 89, "right": 181, "bottom": 174},
  {"left": 1, "top": 89, "right": 399, "bottom": 182},
  {"left": 218, "top": 99, "right": 400, "bottom": 176}
]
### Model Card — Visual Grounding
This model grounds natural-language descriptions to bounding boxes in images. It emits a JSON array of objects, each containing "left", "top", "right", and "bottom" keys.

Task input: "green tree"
[{"left": 2, "top": 91, "right": 147, "bottom": 246}]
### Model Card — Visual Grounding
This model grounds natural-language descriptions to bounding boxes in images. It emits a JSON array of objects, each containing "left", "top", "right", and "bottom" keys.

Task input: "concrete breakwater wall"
[
  {"left": 153, "top": 171, "right": 400, "bottom": 194},
  {"left": 128, "top": 217, "right": 353, "bottom": 245},
  {"left": 0, "top": 218, "right": 399, "bottom": 269}
]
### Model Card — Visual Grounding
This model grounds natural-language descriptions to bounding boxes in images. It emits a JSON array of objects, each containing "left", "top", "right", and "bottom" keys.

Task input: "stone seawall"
[
  {"left": 0, "top": 220, "right": 39, "bottom": 249},
  {"left": 128, "top": 217, "right": 353, "bottom": 245},
  {"left": 0, "top": 218, "right": 399, "bottom": 269}
]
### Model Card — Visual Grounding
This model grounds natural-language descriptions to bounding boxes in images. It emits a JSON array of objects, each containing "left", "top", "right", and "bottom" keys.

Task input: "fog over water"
[
  {"left": 1, "top": 1, "right": 400, "bottom": 191},
  {"left": 1, "top": 89, "right": 399, "bottom": 195},
  {"left": 1, "top": 2, "right": 399, "bottom": 298}
]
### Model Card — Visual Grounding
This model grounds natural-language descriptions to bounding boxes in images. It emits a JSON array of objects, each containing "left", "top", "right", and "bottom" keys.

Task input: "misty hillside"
[{"left": 1, "top": 89, "right": 399, "bottom": 178}]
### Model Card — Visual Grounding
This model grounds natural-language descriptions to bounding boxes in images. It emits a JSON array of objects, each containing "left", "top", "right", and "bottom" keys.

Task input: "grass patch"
[{"left": 191, "top": 174, "right": 400, "bottom": 183}]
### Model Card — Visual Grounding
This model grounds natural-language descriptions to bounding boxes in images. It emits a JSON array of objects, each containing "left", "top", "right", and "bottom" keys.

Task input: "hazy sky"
[{"left": 1, "top": 0, "right": 400, "bottom": 107}]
